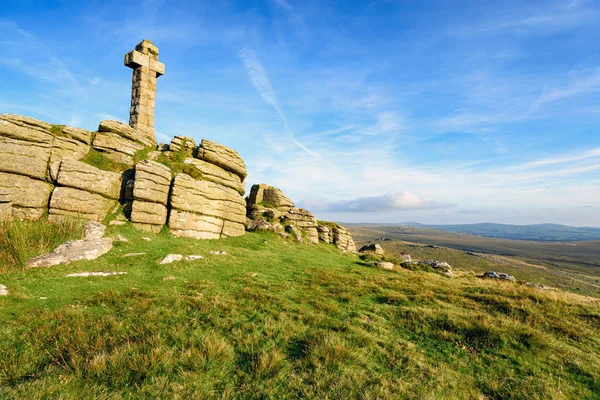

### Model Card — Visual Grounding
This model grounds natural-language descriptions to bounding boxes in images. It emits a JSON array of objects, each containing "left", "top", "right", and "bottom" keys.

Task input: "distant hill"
[{"left": 393, "top": 222, "right": 600, "bottom": 242}]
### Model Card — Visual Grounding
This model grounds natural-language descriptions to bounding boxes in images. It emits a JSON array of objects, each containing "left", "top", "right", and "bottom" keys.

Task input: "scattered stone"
[
  {"left": 159, "top": 254, "right": 183, "bottom": 264},
  {"left": 163, "top": 276, "right": 177, "bottom": 281},
  {"left": 359, "top": 243, "right": 384, "bottom": 256},
  {"left": 141, "top": 237, "right": 152, "bottom": 241},
  {"left": 375, "top": 262, "right": 395, "bottom": 271},
  {"left": 39, "top": 297, "right": 47, "bottom": 300},
  {"left": 484, "top": 271, "right": 516, "bottom": 281},
  {"left": 115, "top": 234, "right": 129, "bottom": 243},
  {"left": 109, "top": 220, "right": 127, "bottom": 226},
  {"left": 66, "top": 271, "right": 127, "bottom": 277},
  {"left": 0, "top": 285, "right": 8, "bottom": 296},
  {"left": 251, "top": 273, "right": 259, "bottom": 277},
  {"left": 27, "top": 237, "right": 113, "bottom": 268},
  {"left": 209, "top": 251, "right": 227, "bottom": 255},
  {"left": 186, "top": 255, "right": 204, "bottom": 261},
  {"left": 83, "top": 221, "right": 106, "bottom": 240},
  {"left": 423, "top": 260, "right": 453, "bottom": 278},
  {"left": 123, "top": 252, "right": 147, "bottom": 257}
]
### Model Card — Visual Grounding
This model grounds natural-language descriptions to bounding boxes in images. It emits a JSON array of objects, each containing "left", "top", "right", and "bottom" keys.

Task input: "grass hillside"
[
  {"left": 351, "top": 225, "right": 600, "bottom": 299},
  {"left": 1, "top": 222, "right": 600, "bottom": 398},
  {"left": 395, "top": 222, "right": 600, "bottom": 242}
]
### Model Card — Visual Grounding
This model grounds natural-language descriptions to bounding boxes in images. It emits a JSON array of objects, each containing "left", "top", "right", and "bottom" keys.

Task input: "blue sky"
[{"left": 1, "top": 0, "right": 599, "bottom": 226}]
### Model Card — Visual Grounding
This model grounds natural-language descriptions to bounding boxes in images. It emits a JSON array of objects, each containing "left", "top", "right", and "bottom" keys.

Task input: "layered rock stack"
[
  {"left": 245, "top": 183, "right": 356, "bottom": 251},
  {"left": 129, "top": 160, "right": 171, "bottom": 233},
  {"left": 169, "top": 140, "right": 247, "bottom": 239}
]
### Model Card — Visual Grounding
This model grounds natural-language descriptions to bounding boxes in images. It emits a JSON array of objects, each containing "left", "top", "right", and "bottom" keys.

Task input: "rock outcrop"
[
  {"left": 170, "top": 135, "right": 195, "bottom": 152},
  {"left": 48, "top": 159, "right": 121, "bottom": 222},
  {"left": 245, "top": 183, "right": 356, "bottom": 251},
  {"left": 331, "top": 225, "right": 357, "bottom": 253},
  {"left": 130, "top": 160, "right": 171, "bottom": 232},
  {"left": 92, "top": 120, "right": 149, "bottom": 166},
  {"left": 196, "top": 139, "right": 247, "bottom": 181},
  {"left": 169, "top": 173, "right": 246, "bottom": 239}
]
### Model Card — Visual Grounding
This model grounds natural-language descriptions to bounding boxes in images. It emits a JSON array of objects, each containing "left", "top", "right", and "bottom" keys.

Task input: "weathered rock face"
[
  {"left": 49, "top": 126, "right": 92, "bottom": 181},
  {"left": 49, "top": 187, "right": 116, "bottom": 222},
  {"left": 47, "top": 159, "right": 121, "bottom": 222},
  {"left": 183, "top": 158, "right": 245, "bottom": 195},
  {"left": 283, "top": 207, "right": 319, "bottom": 244},
  {"left": 130, "top": 160, "right": 171, "bottom": 232},
  {"left": 359, "top": 243, "right": 384, "bottom": 256},
  {"left": 332, "top": 225, "right": 357, "bottom": 253},
  {"left": 245, "top": 183, "right": 356, "bottom": 250},
  {"left": 92, "top": 120, "right": 148, "bottom": 166},
  {"left": 170, "top": 135, "right": 195, "bottom": 152},
  {"left": 197, "top": 139, "right": 247, "bottom": 181},
  {"left": 169, "top": 173, "right": 246, "bottom": 239},
  {"left": 56, "top": 158, "right": 121, "bottom": 199},
  {"left": 0, "top": 115, "right": 55, "bottom": 219},
  {"left": 317, "top": 225, "right": 331, "bottom": 243},
  {"left": 0, "top": 172, "right": 53, "bottom": 220}
]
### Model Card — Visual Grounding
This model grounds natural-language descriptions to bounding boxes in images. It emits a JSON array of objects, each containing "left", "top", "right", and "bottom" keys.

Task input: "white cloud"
[{"left": 302, "top": 192, "right": 452, "bottom": 213}]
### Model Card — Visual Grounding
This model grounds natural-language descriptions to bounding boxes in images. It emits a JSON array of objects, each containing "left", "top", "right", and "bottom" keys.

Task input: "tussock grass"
[
  {"left": 1, "top": 226, "right": 599, "bottom": 398},
  {"left": 0, "top": 218, "right": 84, "bottom": 273}
]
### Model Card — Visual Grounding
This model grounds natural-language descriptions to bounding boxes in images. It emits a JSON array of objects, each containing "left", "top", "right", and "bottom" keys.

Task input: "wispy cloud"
[{"left": 239, "top": 46, "right": 331, "bottom": 165}]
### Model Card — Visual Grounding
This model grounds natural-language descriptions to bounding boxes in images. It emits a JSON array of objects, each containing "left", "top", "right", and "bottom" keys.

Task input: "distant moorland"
[{"left": 366, "top": 222, "right": 600, "bottom": 242}]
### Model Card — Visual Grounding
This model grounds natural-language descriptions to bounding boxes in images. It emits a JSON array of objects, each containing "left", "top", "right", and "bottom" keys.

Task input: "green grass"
[
  {"left": 1, "top": 222, "right": 600, "bottom": 398},
  {"left": 80, "top": 148, "right": 130, "bottom": 172},
  {"left": 0, "top": 218, "right": 84, "bottom": 273}
]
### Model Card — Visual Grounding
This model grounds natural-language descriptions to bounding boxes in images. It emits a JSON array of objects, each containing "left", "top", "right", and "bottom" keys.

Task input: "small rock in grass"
[
  {"left": 141, "top": 237, "right": 152, "bottom": 242},
  {"left": 186, "top": 255, "right": 204, "bottom": 261},
  {"left": 27, "top": 238, "right": 113, "bottom": 268},
  {"left": 375, "top": 262, "right": 394, "bottom": 271},
  {"left": 109, "top": 220, "right": 126, "bottom": 226},
  {"left": 123, "top": 252, "right": 147, "bottom": 257},
  {"left": 163, "top": 276, "right": 177, "bottom": 281},
  {"left": 209, "top": 251, "right": 227, "bottom": 255},
  {"left": 423, "top": 260, "right": 453, "bottom": 278},
  {"left": 251, "top": 273, "right": 259, "bottom": 277},
  {"left": 39, "top": 297, "right": 47, "bottom": 300},
  {"left": 84, "top": 221, "right": 106, "bottom": 240},
  {"left": 484, "top": 271, "right": 516, "bottom": 281},
  {"left": 160, "top": 254, "right": 183, "bottom": 264},
  {"left": 0, "top": 285, "right": 8, "bottom": 296},
  {"left": 66, "top": 271, "right": 127, "bottom": 277},
  {"left": 115, "top": 234, "right": 129, "bottom": 243}
]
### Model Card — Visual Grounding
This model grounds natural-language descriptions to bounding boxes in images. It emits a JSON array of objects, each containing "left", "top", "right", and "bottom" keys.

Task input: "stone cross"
[{"left": 124, "top": 39, "right": 165, "bottom": 145}]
